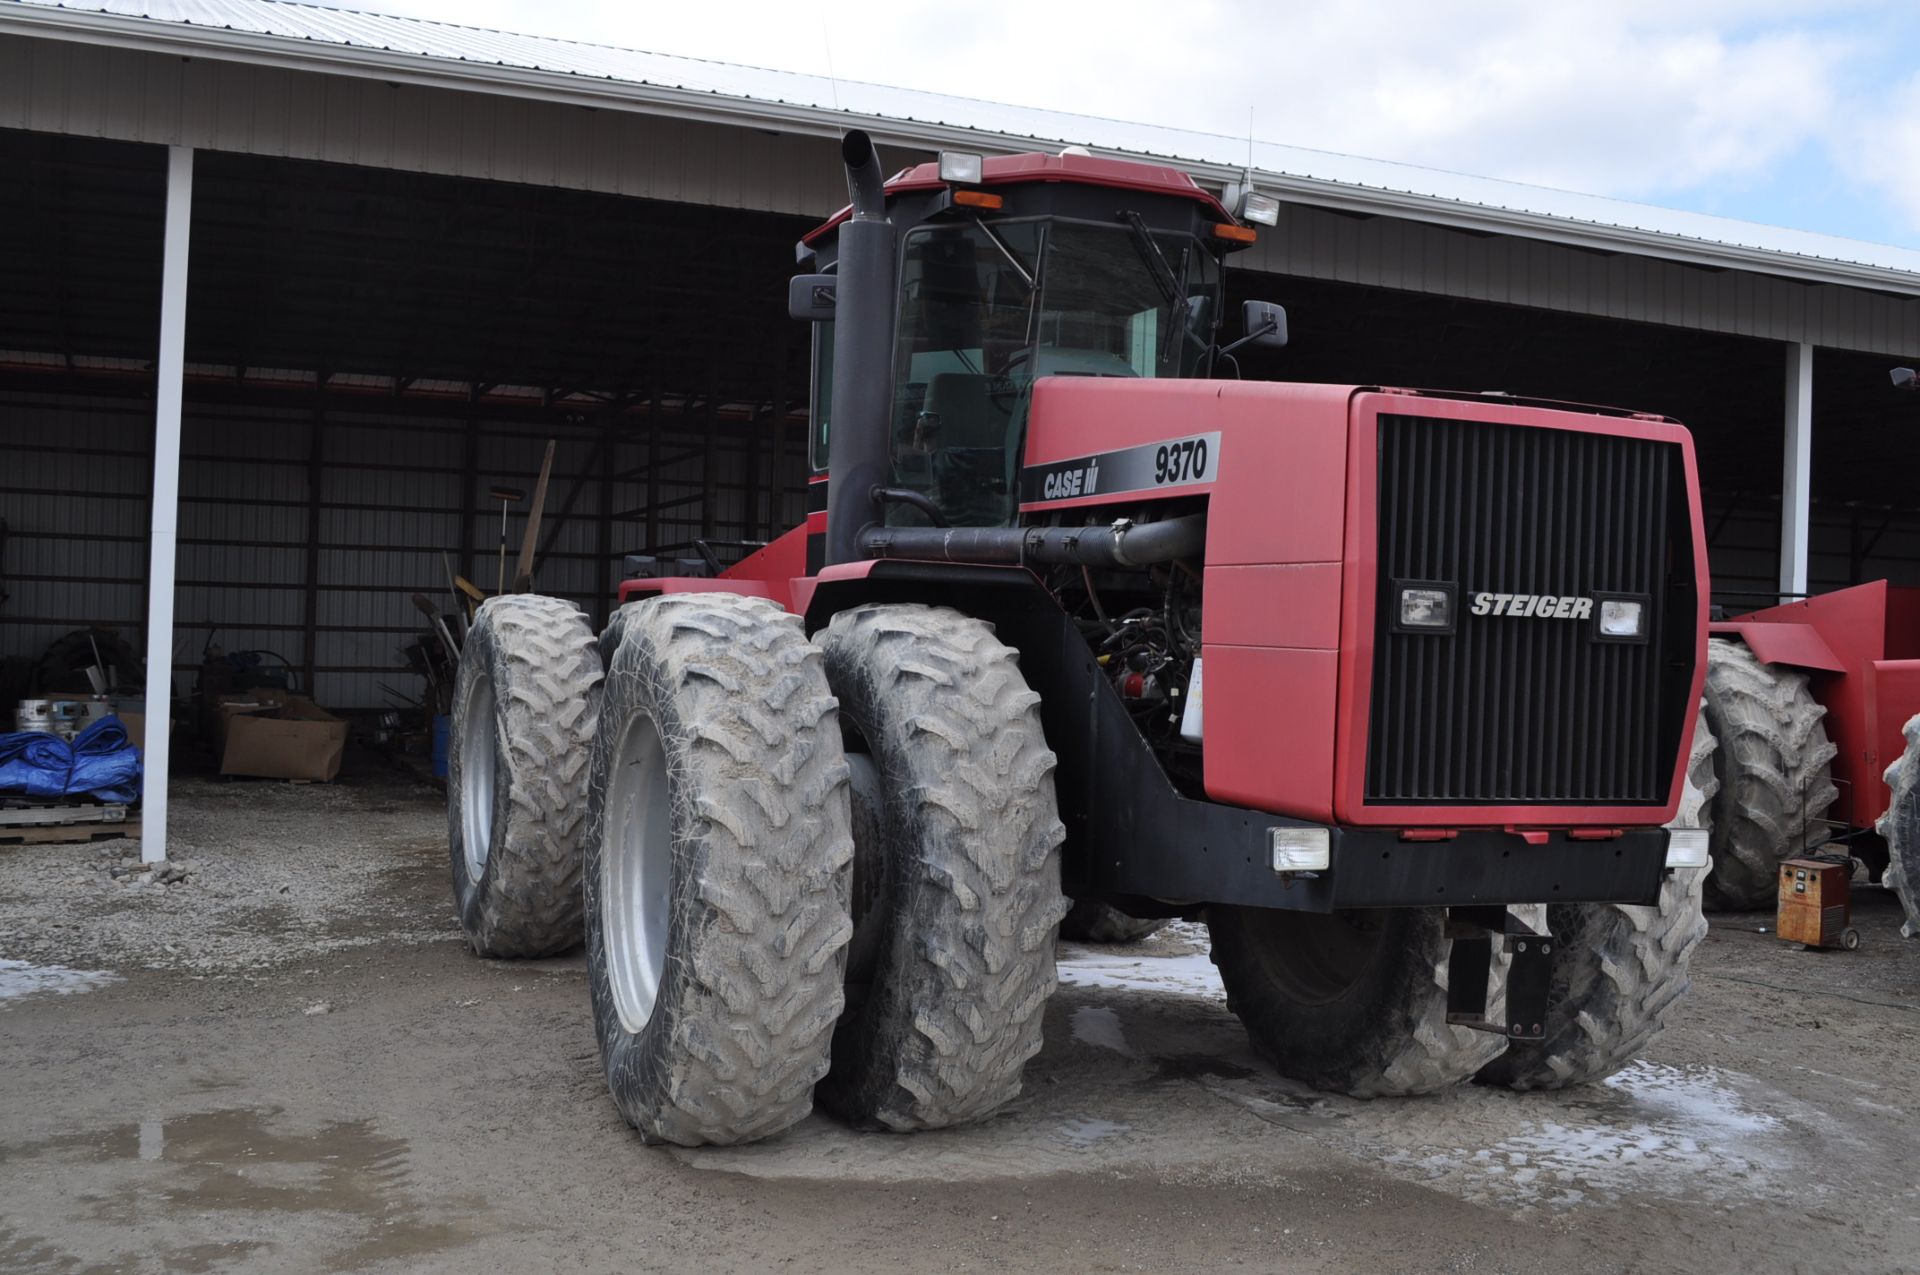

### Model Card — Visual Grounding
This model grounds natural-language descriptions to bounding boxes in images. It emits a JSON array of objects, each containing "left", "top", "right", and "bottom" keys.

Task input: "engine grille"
[{"left": 1364, "top": 413, "right": 1695, "bottom": 806}]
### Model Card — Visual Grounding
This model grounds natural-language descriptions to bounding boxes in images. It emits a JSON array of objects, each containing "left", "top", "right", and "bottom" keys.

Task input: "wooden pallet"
[
  {"left": 0, "top": 819, "right": 140, "bottom": 846},
  {"left": 0, "top": 802, "right": 135, "bottom": 846}
]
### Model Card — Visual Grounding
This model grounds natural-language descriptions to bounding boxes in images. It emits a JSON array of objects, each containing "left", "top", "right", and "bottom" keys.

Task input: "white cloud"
[{"left": 350, "top": 0, "right": 1911, "bottom": 233}]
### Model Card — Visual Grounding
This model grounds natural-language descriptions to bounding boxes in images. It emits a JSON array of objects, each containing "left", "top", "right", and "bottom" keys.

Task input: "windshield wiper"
[
  {"left": 1122, "top": 212, "right": 1193, "bottom": 366},
  {"left": 973, "top": 216, "right": 1034, "bottom": 290}
]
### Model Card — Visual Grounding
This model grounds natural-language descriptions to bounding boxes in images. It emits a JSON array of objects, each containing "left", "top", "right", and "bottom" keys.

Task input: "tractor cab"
[{"left": 795, "top": 147, "right": 1264, "bottom": 528}]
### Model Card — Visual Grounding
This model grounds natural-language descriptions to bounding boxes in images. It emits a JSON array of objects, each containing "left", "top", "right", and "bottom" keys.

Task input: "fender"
[{"left": 1708, "top": 620, "right": 1846, "bottom": 674}]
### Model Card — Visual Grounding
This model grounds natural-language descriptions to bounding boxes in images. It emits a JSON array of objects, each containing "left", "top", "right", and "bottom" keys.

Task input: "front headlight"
[
  {"left": 1665, "top": 828, "right": 1710, "bottom": 869},
  {"left": 1397, "top": 584, "right": 1453, "bottom": 631},
  {"left": 1598, "top": 597, "right": 1646, "bottom": 638},
  {"left": 1269, "top": 827, "right": 1331, "bottom": 873}
]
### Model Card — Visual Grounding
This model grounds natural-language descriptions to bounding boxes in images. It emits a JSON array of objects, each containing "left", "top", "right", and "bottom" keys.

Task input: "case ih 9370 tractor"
[{"left": 446, "top": 131, "right": 1715, "bottom": 1146}]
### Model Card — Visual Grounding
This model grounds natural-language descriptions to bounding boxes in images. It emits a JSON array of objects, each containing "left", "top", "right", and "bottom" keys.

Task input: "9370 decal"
[{"left": 1021, "top": 432, "right": 1221, "bottom": 505}]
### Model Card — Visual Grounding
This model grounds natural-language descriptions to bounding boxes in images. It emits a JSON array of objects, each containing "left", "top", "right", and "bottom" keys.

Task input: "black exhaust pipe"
[
  {"left": 826, "top": 131, "right": 896, "bottom": 567},
  {"left": 860, "top": 514, "right": 1206, "bottom": 569}
]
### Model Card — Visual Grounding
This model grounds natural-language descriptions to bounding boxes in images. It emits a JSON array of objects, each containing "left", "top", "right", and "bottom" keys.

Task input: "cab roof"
[{"left": 801, "top": 151, "right": 1235, "bottom": 245}]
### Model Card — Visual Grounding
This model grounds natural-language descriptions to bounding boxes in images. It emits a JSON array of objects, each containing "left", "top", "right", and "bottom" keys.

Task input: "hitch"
[{"left": 1445, "top": 906, "right": 1553, "bottom": 1041}]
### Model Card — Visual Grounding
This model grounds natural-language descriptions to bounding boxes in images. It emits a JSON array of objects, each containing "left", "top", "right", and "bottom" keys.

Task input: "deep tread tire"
[
  {"left": 584, "top": 593, "right": 854, "bottom": 1146},
  {"left": 1059, "top": 901, "right": 1170, "bottom": 944},
  {"left": 816, "top": 604, "right": 1070, "bottom": 1132},
  {"left": 1877, "top": 714, "right": 1920, "bottom": 939},
  {"left": 1476, "top": 705, "right": 1716, "bottom": 1090},
  {"left": 447, "top": 594, "right": 602, "bottom": 958},
  {"left": 1208, "top": 906, "right": 1523, "bottom": 1098},
  {"left": 1701, "top": 638, "right": 1838, "bottom": 910}
]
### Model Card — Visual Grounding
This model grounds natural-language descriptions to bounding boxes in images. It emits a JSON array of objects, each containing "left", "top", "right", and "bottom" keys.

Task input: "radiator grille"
[{"left": 1364, "top": 414, "right": 1694, "bottom": 806}]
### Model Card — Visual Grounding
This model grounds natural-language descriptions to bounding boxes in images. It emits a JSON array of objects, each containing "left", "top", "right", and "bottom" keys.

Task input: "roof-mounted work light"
[
  {"left": 938, "top": 151, "right": 984, "bottom": 184},
  {"left": 1238, "top": 190, "right": 1281, "bottom": 226}
]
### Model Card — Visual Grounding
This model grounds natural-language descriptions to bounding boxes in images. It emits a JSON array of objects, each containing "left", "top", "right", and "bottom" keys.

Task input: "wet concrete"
[{"left": 3, "top": 780, "right": 1920, "bottom": 1273}]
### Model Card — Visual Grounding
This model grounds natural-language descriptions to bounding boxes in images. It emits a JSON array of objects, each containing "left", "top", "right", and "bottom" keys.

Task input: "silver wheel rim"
[
  {"left": 458, "top": 672, "right": 497, "bottom": 881},
  {"left": 604, "top": 711, "right": 673, "bottom": 1035}
]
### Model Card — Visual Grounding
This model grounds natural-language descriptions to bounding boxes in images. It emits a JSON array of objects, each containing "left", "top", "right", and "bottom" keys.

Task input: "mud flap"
[{"left": 1445, "top": 907, "right": 1552, "bottom": 1041}]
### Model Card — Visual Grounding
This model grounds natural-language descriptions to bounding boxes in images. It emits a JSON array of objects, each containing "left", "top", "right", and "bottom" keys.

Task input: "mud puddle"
[{"left": 0, "top": 1107, "right": 481, "bottom": 1273}]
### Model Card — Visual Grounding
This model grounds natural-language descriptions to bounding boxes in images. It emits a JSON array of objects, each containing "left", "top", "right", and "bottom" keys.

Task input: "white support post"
[
  {"left": 140, "top": 146, "right": 193, "bottom": 865},
  {"left": 1779, "top": 341, "right": 1813, "bottom": 602}
]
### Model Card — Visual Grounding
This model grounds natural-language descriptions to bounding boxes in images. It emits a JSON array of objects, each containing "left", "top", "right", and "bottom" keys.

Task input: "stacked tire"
[
  {"left": 1878, "top": 715, "right": 1920, "bottom": 939},
  {"left": 1699, "top": 638, "right": 1838, "bottom": 909}
]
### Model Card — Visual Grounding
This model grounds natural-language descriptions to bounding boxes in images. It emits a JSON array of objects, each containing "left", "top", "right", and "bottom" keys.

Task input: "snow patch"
[
  {"left": 0, "top": 958, "right": 119, "bottom": 1005},
  {"left": 1055, "top": 948, "right": 1224, "bottom": 999},
  {"left": 1069, "top": 1005, "right": 1135, "bottom": 1056},
  {"left": 1058, "top": 1118, "right": 1131, "bottom": 1148},
  {"left": 1389, "top": 1061, "right": 1791, "bottom": 1208}
]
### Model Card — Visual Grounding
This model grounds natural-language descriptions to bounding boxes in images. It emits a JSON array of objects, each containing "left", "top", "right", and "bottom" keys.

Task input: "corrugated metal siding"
[
  {"left": 1240, "top": 203, "right": 1920, "bottom": 358},
  {"left": 11, "top": 0, "right": 1920, "bottom": 281},
  {"left": 0, "top": 35, "right": 896, "bottom": 220},
  {"left": 0, "top": 392, "right": 152, "bottom": 669},
  {"left": 3, "top": 34, "right": 1913, "bottom": 357},
  {"left": 0, "top": 387, "right": 808, "bottom": 710}
]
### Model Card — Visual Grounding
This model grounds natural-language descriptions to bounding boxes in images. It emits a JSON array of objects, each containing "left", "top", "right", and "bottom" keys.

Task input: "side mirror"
[
  {"left": 788, "top": 273, "right": 836, "bottom": 322},
  {"left": 1893, "top": 366, "right": 1917, "bottom": 390},
  {"left": 1241, "top": 299, "right": 1288, "bottom": 349}
]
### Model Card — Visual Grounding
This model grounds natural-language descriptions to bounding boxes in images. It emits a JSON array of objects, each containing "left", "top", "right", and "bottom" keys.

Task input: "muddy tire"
[
  {"left": 1476, "top": 706, "right": 1716, "bottom": 1090},
  {"left": 1877, "top": 714, "right": 1920, "bottom": 939},
  {"left": 1701, "top": 638, "right": 1838, "bottom": 910},
  {"left": 816, "top": 604, "right": 1069, "bottom": 1132},
  {"left": 447, "top": 594, "right": 602, "bottom": 958},
  {"left": 1059, "top": 901, "right": 1169, "bottom": 944},
  {"left": 1208, "top": 906, "right": 1520, "bottom": 1097},
  {"left": 584, "top": 593, "right": 853, "bottom": 1146}
]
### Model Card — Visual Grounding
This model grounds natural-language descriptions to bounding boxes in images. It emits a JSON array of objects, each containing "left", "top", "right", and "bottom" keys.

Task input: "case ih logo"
[
  {"left": 1470, "top": 593, "right": 1595, "bottom": 620},
  {"left": 1042, "top": 457, "right": 1100, "bottom": 500}
]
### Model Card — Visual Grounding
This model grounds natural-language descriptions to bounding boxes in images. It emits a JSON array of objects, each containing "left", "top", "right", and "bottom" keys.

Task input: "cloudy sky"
[{"left": 351, "top": 0, "right": 1920, "bottom": 247}]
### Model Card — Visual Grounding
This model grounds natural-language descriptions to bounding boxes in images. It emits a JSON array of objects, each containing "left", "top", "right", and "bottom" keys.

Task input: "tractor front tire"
[
  {"left": 1059, "top": 901, "right": 1170, "bottom": 944},
  {"left": 1701, "top": 638, "right": 1838, "bottom": 910},
  {"left": 1476, "top": 705, "right": 1716, "bottom": 1090},
  {"left": 816, "top": 604, "right": 1070, "bottom": 1132},
  {"left": 1878, "top": 714, "right": 1920, "bottom": 939},
  {"left": 585, "top": 593, "right": 854, "bottom": 1146},
  {"left": 447, "top": 594, "right": 602, "bottom": 958},
  {"left": 1208, "top": 906, "right": 1520, "bottom": 1097}
]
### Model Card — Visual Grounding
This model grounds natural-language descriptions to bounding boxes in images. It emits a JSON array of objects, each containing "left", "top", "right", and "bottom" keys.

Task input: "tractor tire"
[
  {"left": 584, "top": 593, "right": 853, "bottom": 1146},
  {"left": 1701, "top": 637, "right": 1838, "bottom": 910},
  {"left": 815, "top": 604, "right": 1070, "bottom": 1132},
  {"left": 1475, "top": 705, "right": 1716, "bottom": 1090},
  {"left": 1877, "top": 714, "right": 1920, "bottom": 939},
  {"left": 1059, "top": 901, "right": 1170, "bottom": 944},
  {"left": 1208, "top": 905, "right": 1525, "bottom": 1097},
  {"left": 447, "top": 595, "right": 602, "bottom": 958}
]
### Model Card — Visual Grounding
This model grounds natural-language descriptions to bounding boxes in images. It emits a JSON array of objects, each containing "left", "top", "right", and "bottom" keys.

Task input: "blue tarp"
[{"left": 0, "top": 715, "right": 143, "bottom": 803}]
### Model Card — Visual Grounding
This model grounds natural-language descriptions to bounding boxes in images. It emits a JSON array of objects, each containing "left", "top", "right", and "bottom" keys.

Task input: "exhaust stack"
[{"left": 825, "top": 131, "right": 896, "bottom": 567}]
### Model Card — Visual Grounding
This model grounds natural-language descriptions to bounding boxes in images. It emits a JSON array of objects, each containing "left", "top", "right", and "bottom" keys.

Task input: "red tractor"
[
  {"left": 1701, "top": 581, "right": 1920, "bottom": 931},
  {"left": 445, "top": 132, "right": 1716, "bottom": 1146}
]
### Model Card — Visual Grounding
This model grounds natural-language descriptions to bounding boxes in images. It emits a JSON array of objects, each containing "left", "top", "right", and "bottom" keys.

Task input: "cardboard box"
[
  {"left": 214, "top": 694, "right": 347, "bottom": 782},
  {"left": 117, "top": 712, "right": 172, "bottom": 755}
]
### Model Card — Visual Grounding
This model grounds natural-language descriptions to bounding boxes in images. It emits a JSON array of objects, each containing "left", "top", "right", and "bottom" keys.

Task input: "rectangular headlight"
[
  {"left": 1270, "top": 827, "right": 1330, "bottom": 873},
  {"left": 1238, "top": 191, "right": 1281, "bottom": 226},
  {"left": 1665, "top": 828, "right": 1709, "bottom": 870},
  {"left": 938, "top": 150, "right": 984, "bottom": 184},
  {"left": 1398, "top": 585, "right": 1453, "bottom": 631},
  {"left": 1599, "top": 598, "right": 1645, "bottom": 638}
]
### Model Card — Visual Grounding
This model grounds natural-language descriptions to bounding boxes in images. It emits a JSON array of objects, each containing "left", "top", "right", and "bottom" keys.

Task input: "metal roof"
[{"left": 8, "top": 0, "right": 1920, "bottom": 290}]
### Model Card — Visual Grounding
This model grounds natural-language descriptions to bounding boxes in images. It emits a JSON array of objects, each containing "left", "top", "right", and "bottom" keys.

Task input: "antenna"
[
  {"left": 820, "top": 17, "right": 841, "bottom": 111},
  {"left": 1248, "top": 105, "right": 1254, "bottom": 169}
]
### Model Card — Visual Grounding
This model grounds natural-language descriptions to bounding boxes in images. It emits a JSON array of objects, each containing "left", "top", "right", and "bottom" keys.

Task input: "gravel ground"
[
  {"left": 4, "top": 771, "right": 1920, "bottom": 1274},
  {"left": 0, "top": 773, "right": 455, "bottom": 976}
]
